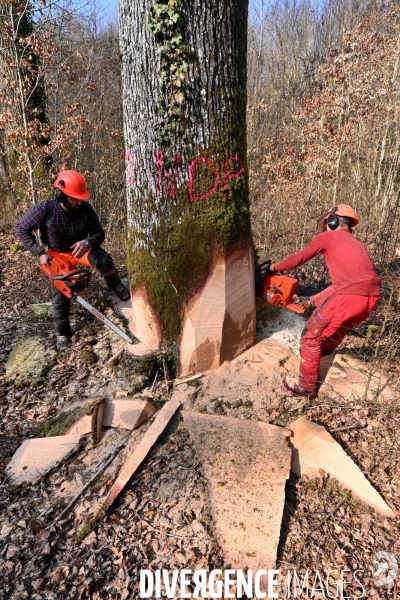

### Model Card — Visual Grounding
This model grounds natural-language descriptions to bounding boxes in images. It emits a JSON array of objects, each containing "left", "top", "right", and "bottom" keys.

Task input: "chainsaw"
[
  {"left": 256, "top": 260, "right": 307, "bottom": 315},
  {"left": 41, "top": 253, "right": 134, "bottom": 344}
]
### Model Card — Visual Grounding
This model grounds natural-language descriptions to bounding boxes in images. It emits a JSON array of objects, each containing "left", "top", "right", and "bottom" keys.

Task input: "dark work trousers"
[{"left": 52, "top": 246, "right": 121, "bottom": 337}]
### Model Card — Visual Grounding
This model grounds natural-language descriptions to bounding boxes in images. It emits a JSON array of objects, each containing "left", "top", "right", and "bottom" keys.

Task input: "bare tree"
[{"left": 0, "top": 0, "right": 53, "bottom": 205}]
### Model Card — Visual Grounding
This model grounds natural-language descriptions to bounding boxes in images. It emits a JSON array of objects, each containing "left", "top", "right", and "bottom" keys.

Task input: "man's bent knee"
[
  {"left": 89, "top": 247, "right": 117, "bottom": 277},
  {"left": 101, "top": 253, "right": 117, "bottom": 277}
]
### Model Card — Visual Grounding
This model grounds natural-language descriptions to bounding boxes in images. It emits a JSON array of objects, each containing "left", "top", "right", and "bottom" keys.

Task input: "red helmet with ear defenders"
[{"left": 317, "top": 204, "right": 359, "bottom": 231}]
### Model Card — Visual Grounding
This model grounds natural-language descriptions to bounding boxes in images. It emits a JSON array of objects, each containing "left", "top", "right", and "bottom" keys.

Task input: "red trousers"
[{"left": 299, "top": 294, "right": 380, "bottom": 391}]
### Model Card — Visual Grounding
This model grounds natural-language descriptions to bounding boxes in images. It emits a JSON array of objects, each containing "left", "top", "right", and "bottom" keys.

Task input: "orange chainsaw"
[
  {"left": 41, "top": 253, "right": 134, "bottom": 344},
  {"left": 256, "top": 260, "right": 307, "bottom": 315}
]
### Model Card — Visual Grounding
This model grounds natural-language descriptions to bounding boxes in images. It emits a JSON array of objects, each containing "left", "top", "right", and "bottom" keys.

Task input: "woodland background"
[
  {"left": 1, "top": 0, "right": 400, "bottom": 367},
  {"left": 0, "top": 2, "right": 400, "bottom": 598}
]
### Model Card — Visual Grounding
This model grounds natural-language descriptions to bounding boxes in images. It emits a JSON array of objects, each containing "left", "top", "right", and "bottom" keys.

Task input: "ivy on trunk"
[{"left": 119, "top": 0, "right": 255, "bottom": 372}]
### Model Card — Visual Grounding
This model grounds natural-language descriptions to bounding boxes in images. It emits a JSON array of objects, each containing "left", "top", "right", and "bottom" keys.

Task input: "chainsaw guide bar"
[{"left": 41, "top": 253, "right": 134, "bottom": 344}]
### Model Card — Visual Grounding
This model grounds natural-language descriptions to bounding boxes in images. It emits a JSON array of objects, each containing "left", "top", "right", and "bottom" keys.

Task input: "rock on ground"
[{"left": 5, "top": 336, "right": 55, "bottom": 385}]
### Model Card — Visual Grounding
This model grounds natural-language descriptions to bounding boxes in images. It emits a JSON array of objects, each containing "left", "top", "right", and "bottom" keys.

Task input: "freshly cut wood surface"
[
  {"left": 289, "top": 416, "right": 395, "bottom": 518},
  {"left": 6, "top": 435, "right": 82, "bottom": 485},
  {"left": 102, "top": 398, "right": 157, "bottom": 430},
  {"left": 101, "top": 398, "right": 181, "bottom": 509},
  {"left": 182, "top": 411, "right": 292, "bottom": 572},
  {"left": 179, "top": 246, "right": 256, "bottom": 376}
]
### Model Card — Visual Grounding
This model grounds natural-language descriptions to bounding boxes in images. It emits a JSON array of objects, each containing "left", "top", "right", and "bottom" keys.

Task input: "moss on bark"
[
  {"left": 127, "top": 136, "right": 251, "bottom": 341},
  {"left": 122, "top": 0, "right": 251, "bottom": 345}
]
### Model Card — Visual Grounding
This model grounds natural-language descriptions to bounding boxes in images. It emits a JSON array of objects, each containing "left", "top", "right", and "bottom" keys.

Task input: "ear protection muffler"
[
  {"left": 326, "top": 205, "right": 339, "bottom": 230},
  {"left": 55, "top": 180, "right": 67, "bottom": 203}
]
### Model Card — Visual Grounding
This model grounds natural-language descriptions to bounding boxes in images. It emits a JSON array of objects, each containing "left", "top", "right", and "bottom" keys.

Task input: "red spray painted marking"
[
  {"left": 188, "top": 156, "right": 219, "bottom": 201},
  {"left": 127, "top": 151, "right": 244, "bottom": 199},
  {"left": 156, "top": 151, "right": 182, "bottom": 196},
  {"left": 125, "top": 150, "right": 137, "bottom": 185},
  {"left": 223, "top": 156, "right": 244, "bottom": 198}
]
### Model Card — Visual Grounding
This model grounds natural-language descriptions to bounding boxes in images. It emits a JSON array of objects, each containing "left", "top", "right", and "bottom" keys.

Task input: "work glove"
[
  {"left": 294, "top": 296, "right": 312, "bottom": 311},
  {"left": 270, "top": 264, "right": 283, "bottom": 274}
]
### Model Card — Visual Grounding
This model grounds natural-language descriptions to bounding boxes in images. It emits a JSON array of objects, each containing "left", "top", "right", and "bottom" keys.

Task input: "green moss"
[
  {"left": 135, "top": 352, "right": 177, "bottom": 383},
  {"left": 6, "top": 336, "right": 56, "bottom": 386},
  {"left": 135, "top": 354, "right": 160, "bottom": 381},
  {"left": 304, "top": 478, "right": 320, "bottom": 490},
  {"left": 35, "top": 398, "right": 104, "bottom": 439},
  {"left": 76, "top": 507, "right": 107, "bottom": 541},
  {"left": 80, "top": 349, "right": 98, "bottom": 365},
  {"left": 117, "top": 313, "right": 130, "bottom": 329},
  {"left": 366, "top": 324, "right": 379, "bottom": 340},
  {"left": 77, "top": 522, "right": 93, "bottom": 540},
  {"left": 187, "top": 379, "right": 202, "bottom": 388},
  {"left": 232, "top": 399, "right": 253, "bottom": 409},
  {"left": 29, "top": 302, "right": 52, "bottom": 320},
  {"left": 35, "top": 406, "right": 85, "bottom": 437},
  {"left": 127, "top": 139, "right": 251, "bottom": 341},
  {"left": 130, "top": 380, "right": 146, "bottom": 395},
  {"left": 10, "top": 243, "right": 24, "bottom": 252}
]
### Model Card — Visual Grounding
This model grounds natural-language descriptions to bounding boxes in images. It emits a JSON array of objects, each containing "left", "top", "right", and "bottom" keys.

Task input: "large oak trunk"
[{"left": 119, "top": 0, "right": 255, "bottom": 374}]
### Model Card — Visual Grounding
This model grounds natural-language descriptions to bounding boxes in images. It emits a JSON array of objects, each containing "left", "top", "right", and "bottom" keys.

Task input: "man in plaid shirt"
[{"left": 15, "top": 170, "right": 130, "bottom": 350}]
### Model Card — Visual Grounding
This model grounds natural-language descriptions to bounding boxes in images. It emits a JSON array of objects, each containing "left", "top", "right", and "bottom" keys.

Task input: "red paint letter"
[
  {"left": 223, "top": 156, "right": 244, "bottom": 198},
  {"left": 188, "top": 156, "right": 219, "bottom": 201},
  {"left": 125, "top": 150, "right": 137, "bottom": 185},
  {"left": 156, "top": 151, "right": 182, "bottom": 197}
]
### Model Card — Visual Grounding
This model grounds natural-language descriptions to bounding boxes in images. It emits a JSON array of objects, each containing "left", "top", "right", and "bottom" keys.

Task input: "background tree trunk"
[{"left": 119, "top": 0, "right": 255, "bottom": 375}]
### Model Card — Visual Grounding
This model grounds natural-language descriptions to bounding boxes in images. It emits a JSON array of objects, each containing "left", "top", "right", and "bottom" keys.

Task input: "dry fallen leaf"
[
  {"left": 174, "top": 551, "right": 186, "bottom": 563},
  {"left": 191, "top": 520, "right": 205, "bottom": 535}
]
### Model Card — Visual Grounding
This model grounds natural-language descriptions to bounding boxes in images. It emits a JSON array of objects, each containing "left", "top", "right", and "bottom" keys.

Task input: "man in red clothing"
[{"left": 270, "top": 204, "right": 381, "bottom": 398}]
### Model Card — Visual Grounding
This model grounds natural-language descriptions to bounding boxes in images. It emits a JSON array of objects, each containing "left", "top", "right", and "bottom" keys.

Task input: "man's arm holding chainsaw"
[
  {"left": 70, "top": 203, "right": 105, "bottom": 258},
  {"left": 270, "top": 233, "right": 332, "bottom": 308},
  {"left": 15, "top": 202, "right": 50, "bottom": 264}
]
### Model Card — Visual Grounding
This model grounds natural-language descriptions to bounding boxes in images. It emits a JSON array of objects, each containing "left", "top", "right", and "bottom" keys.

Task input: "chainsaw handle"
[
  {"left": 50, "top": 269, "right": 86, "bottom": 281},
  {"left": 257, "top": 260, "right": 274, "bottom": 299},
  {"left": 258, "top": 259, "right": 272, "bottom": 273},
  {"left": 258, "top": 260, "right": 281, "bottom": 275}
]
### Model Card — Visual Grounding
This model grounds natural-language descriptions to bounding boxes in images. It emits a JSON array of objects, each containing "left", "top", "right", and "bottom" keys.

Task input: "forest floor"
[{"left": 0, "top": 231, "right": 399, "bottom": 600}]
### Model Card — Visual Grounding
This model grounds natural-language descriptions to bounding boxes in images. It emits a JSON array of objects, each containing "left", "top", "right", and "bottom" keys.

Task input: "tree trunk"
[
  {"left": 118, "top": 0, "right": 255, "bottom": 375},
  {"left": 0, "top": 133, "right": 18, "bottom": 207}
]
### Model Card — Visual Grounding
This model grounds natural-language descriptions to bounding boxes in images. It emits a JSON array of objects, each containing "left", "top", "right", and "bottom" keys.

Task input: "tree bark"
[{"left": 119, "top": 0, "right": 255, "bottom": 374}]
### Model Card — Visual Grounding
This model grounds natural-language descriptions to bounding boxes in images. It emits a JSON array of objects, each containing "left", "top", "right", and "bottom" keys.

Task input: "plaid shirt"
[{"left": 15, "top": 200, "right": 105, "bottom": 256}]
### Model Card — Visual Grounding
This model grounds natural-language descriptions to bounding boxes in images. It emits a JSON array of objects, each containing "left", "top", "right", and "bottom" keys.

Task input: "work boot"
[
  {"left": 282, "top": 375, "right": 317, "bottom": 399},
  {"left": 56, "top": 335, "right": 71, "bottom": 351},
  {"left": 112, "top": 282, "right": 130, "bottom": 302}
]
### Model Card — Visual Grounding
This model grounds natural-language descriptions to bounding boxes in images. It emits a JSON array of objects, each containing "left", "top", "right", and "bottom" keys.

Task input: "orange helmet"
[
  {"left": 317, "top": 204, "right": 358, "bottom": 231},
  {"left": 54, "top": 170, "right": 90, "bottom": 200}
]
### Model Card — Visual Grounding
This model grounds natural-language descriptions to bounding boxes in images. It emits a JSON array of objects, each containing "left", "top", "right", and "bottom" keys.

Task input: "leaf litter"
[{"left": 0, "top": 232, "right": 400, "bottom": 599}]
